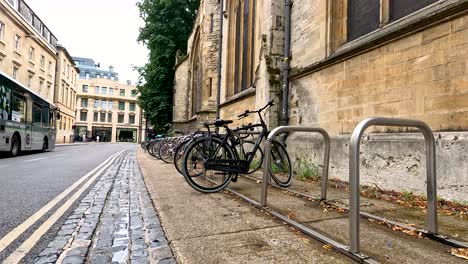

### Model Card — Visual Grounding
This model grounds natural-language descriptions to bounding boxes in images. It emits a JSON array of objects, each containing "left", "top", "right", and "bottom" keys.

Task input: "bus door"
[
  {"left": 32, "top": 103, "right": 43, "bottom": 149},
  {"left": 11, "top": 92, "right": 31, "bottom": 150}
]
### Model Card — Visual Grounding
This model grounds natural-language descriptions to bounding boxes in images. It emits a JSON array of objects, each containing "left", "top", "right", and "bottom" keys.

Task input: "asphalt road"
[{"left": 0, "top": 143, "right": 137, "bottom": 263}]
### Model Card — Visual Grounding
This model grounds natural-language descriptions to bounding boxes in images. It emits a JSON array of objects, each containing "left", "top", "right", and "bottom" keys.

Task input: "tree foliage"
[{"left": 136, "top": 0, "right": 199, "bottom": 133}]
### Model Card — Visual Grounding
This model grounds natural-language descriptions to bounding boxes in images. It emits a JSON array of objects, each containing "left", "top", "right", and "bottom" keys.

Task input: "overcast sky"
[{"left": 26, "top": 0, "right": 148, "bottom": 84}]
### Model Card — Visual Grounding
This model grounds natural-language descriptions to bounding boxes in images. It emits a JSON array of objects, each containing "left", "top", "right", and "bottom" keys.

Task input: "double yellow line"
[{"left": 0, "top": 150, "right": 126, "bottom": 264}]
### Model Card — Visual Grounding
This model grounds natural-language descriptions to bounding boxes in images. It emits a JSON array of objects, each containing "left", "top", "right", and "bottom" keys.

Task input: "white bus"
[{"left": 0, "top": 71, "right": 57, "bottom": 156}]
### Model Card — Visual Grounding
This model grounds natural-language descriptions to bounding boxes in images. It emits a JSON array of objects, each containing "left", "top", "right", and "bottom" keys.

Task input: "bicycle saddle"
[{"left": 202, "top": 119, "right": 233, "bottom": 127}]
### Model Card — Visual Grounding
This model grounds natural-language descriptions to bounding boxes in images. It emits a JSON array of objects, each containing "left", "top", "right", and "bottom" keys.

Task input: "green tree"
[{"left": 136, "top": 0, "right": 199, "bottom": 132}]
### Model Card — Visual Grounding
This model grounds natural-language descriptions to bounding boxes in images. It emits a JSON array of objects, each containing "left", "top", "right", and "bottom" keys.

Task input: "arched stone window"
[
  {"left": 227, "top": 0, "right": 256, "bottom": 96},
  {"left": 191, "top": 29, "right": 203, "bottom": 117}
]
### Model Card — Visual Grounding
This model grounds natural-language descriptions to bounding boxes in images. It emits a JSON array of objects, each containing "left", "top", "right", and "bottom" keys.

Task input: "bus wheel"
[
  {"left": 42, "top": 138, "right": 48, "bottom": 152},
  {"left": 10, "top": 135, "right": 20, "bottom": 157}
]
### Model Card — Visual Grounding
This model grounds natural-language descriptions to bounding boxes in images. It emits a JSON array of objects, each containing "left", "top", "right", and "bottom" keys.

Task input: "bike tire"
[
  {"left": 174, "top": 139, "right": 191, "bottom": 175},
  {"left": 269, "top": 140, "right": 293, "bottom": 187},
  {"left": 153, "top": 141, "right": 163, "bottom": 159},
  {"left": 148, "top": 141, "right": 156, "bottom": 157},
  {"left": 181, "top": 136, "right": 236, "bottom": 193},
  {"left": 237, "top": 140, "right": 264, "bottom": 174},
  {"left": 159, "top": 142, "right": 174, "bottom": 163}
]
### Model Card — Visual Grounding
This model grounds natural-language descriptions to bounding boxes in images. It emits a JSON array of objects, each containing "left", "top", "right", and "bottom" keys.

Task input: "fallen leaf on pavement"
[
  {"left": 323, "top": 244, "right": 332, "bottom": 250},
  {"left": 451, "top": 248, "right": 468, "bottom": 260}
]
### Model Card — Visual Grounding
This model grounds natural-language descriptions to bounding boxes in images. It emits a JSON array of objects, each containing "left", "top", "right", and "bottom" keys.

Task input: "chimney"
[
  {"left": 127, "top": 80, "right": 131, "bottom": 85},
  {"left": 109, "top": 65, "right": 114, "bottom": 72}
]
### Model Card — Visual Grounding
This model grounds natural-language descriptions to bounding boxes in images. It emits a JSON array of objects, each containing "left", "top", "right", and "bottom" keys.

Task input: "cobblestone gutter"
[{"left": 34, "top": 151, "right": 175, "bottom": 264}]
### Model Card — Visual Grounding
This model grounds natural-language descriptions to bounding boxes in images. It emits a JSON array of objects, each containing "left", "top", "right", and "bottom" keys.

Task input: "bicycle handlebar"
[{"left": 238, "top": 100, "right": 275, "bottom": 119}]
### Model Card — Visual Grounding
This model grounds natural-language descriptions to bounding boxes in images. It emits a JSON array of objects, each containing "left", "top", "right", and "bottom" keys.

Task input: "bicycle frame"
[{"left": 204, "top": 103, "right": 272, "bottom": 174}]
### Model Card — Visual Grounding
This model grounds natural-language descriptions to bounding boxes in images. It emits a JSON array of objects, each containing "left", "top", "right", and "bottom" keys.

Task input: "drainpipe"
[
  {"left": 281, "top": 0, "right": 292, "bottom": 126},
  {"left": 216, "top": 0, "right": 224, "bottom": 120}
]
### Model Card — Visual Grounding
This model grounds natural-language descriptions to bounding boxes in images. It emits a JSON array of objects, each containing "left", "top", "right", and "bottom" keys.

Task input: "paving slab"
[{"left": 137, "top": 149, "right": 350, "bottom": 263}]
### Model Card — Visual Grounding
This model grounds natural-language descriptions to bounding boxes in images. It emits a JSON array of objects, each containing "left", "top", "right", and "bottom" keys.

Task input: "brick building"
[{"left": 173, "top": 0, "right": 468, "bottom": 201}]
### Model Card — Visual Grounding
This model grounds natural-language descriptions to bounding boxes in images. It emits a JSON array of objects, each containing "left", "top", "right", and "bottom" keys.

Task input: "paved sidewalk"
[
  {"left": 34, "top": 150, "right": 174, "bottom": 264},
  {"left": 137, "top": 149, "right": 348, "bottom": 264},
  {"left": 137, "top": 149, "right": 468, "bottom": 263}
]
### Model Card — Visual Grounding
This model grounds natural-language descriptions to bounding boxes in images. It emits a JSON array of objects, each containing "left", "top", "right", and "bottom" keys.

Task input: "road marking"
[
  {"left": 23, "top": 157, "right": 48, "bottom": 162},
  {"left": 55, "top": 154, "right": 66, "bottom": 157},
  {"left": 4, "top": 150, "right": 127, "bottom": 264},
  {"left": 0, "top": 150, "right": 124, "bottom": 256}
]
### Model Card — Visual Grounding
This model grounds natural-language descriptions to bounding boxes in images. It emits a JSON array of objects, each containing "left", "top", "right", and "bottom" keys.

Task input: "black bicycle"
[{"left": 181, "top": 100, "right": 292, "bottom": 193}]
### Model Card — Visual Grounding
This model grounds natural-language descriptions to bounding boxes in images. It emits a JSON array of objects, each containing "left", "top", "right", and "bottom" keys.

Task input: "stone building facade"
[
  {"left": 173, "top": 0, "right": 468, "bottom": 201},
  {"left": 0, "top": 0, "right": 58, "bottom": 102},
  {"left": 172, "top": 0, "right": 221, "bottom": 132},
  {"left": 74, "top": 57, "right": 143, "bottom": 143},
  {"left": 54, "top": 46, "right": 78, "bottom": 143}
]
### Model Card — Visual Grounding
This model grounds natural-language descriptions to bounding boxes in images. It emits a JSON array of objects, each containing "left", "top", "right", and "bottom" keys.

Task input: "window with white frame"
[
  {"left": 40, "top": 55, "right": 45, "bottom": 68},
  {"left": 0, "top": 21, "right": 5, "bottom": 41},
  {"left": 101, "top": 100, "right": 107, "bottom": 110},
  {"left": 14, "top": 35, "right": 21, "bottom": 51},
  {"left": 12, "top": 67, "right": 18, "bottom": 79},
  {"left": 29, "top": 46, "right": 35, "bottom": 61}
]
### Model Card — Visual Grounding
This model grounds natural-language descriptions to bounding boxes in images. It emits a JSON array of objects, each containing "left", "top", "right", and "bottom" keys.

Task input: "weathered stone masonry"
[{"left": 173, "top": 0, "right": 468, "bottom": 201}]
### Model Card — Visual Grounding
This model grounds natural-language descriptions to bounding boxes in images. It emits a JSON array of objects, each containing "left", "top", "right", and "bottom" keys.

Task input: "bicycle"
[{"left": 181, "top": 100, "right": 292, "bottom": 193}]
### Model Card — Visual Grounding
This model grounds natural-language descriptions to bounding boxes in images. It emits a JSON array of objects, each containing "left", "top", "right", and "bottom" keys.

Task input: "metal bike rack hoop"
[
  {"left": 261, "top": 126, "right": 331, "bottom": 207},
  {"left": 349, "top": 117, "right": 437, "bottom": 254}
]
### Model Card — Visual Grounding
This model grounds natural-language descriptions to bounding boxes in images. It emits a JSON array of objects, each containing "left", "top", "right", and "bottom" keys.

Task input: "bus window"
[
  {"left": 49, "top": 112, "right": 55, "bottom": 128},
  {"left": 11, "top": 93, "right": 26, "bottom": 122},
  {"left": 32, "top": 104, "right": 42, "bottom": 126},
  {"left": 42, "top": 107, "right": 50, "bottom": 128},
  {"left": 0, "top": 84, "right": 11, "bottom": 120}
]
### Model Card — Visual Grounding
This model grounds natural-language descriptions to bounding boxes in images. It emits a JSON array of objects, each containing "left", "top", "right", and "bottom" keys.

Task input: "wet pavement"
[{"left": 34, "top": 150, "right": 174, "bottom": 264}]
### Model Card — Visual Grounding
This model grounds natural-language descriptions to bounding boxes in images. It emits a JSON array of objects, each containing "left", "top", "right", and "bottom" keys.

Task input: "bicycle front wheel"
[
  {"left": 269, "top": 140, "right": 292, "bottom": 187},
  {"left": 237, "top": 140, "right": 263, "bottom": 174},
  {"left": 182, "top": 136, "right": 236, "bottom": 193}
]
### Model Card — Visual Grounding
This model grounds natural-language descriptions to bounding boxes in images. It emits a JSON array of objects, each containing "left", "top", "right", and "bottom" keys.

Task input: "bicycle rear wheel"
[
  {"left": 148, "top": 141, "right": 156, "bottom": 157},
  {"left": 269, "top": 140, "right": 292, "bottom": 187},
  {"left": 159, "top": 142, "right": 174, "bottom": 163},
  {"left": 182, "top": 136, "right": 235, "bottom": 193},
  {"left": 174, "top": 139, "right": 191, "bottom": 175}
]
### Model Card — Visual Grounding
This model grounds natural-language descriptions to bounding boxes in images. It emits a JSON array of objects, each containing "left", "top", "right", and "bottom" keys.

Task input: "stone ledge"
[{"left": 220, "top": 87, "right": 256, "bottom": 108}]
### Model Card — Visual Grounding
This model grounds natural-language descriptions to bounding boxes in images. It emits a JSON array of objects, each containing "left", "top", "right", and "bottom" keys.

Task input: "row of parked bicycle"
[{"left": 141, "top": 100, "right": 294, "bottom": 193}]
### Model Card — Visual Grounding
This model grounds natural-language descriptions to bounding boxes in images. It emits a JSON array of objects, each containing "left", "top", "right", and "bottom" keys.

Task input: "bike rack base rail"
[
  {"left": 349, "top": 117, "right": 468, "bottom": 253},
  {"left": 261, "top": 126, "right": 331, "bottom": 205},
  {"left": 257, "top": 126, "right": 379, "bottom": 263},
  {"left": 226, "top": 187, "right": 379, "bottom": 264}
]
